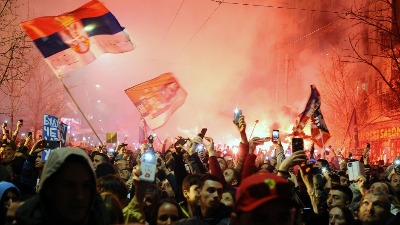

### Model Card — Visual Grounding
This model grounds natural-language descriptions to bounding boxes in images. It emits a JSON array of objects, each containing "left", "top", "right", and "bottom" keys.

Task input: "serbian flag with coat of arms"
[
  {"left": 20, "top": 0, "right": 134, "bottom": 76},
  {"left": 125, "top": 73, "right": 187, "bottom": 129}
]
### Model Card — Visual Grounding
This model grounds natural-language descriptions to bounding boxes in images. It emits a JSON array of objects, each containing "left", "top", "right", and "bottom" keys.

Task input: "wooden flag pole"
[{"left": 56, "top": 75, "right": 103, "bottom": 145}]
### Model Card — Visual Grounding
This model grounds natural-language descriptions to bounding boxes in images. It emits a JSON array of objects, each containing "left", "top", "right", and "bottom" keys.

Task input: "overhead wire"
[
  {"left": 175, "top": 0, "right": 224, "bottom": 58},
  {"left": 210, "top": 0, "right": 347, "bottom": 15},
  {"left": 157, "top": 0, "right": 186, "bottom": 50}
]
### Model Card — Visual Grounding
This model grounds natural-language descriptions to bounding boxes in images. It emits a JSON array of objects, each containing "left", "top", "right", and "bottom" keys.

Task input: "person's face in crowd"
[
  {"left": 157, "top": 203, "right": 179, "bottom": 225},
  {"left": 329, "top": 207, "right": 346, "bottom": 225},
  {"left": 93, "top": 155, "right": 105, "bottom": 169},
  {"left": 49, "top": 162, "right": 93, "bottom": 223},
  {"left": 259, "top": 163, "right": 269, "bottom": 173},
  {"left": 390, "top": 174, "right": 400, "bottom": 193},
  {"left": 183, "top": 152, "right": 189, "bottom": 163},
  {"left": 339, "top": 176, "right": 349, "bottom": 187},
  {"left": 226, "top": 159, "right": 234, "bottom": 168},
  {"left": 358, "top": 193, "right": 390, "bottom": 224},
  {"left": 0, "top": 146, "right": 15, "bottom": 163},
  {"left": 223, "top": 168, "right": 235, "bottom": 184},
  {"left": 198, "top": 180, "right": 223, "bottom": 211},
  {"left": 217, "top": 158, "right": 227, "bottom": 171},
  {"left": 2, "top": 189, "right": 18, "bottom": 209},
  {"left": 370, "top": 182, "right": 389, "bottom": 195},
  {"left": 221, "top": 191, "right": 234, "bottom": 207},
  {"left": 198, "top": 149, "right": 205, "bottom": 159},
  {"left": 231, "top": 199, "right": 297, "bottom": 225},
  {"left": 119, "top": 169, "right": 131, "bottom": 181},
  {"left": 161, "top": 180, "right": 175, "bottom": 198},
  {"left": 35, "top": 152, "right": 45, "bottom": 169},
  {"left": 118, "top": 146, "right": 126, "bottom": 154},
  {"left": 184, "top": 184, "right": 199, "bottom": 205},
  {"left": 115, "top": 159, "right": 128, "bottom": 171},
  {"left": 327, "top": 190, "right": 348, "bottom": 209}
]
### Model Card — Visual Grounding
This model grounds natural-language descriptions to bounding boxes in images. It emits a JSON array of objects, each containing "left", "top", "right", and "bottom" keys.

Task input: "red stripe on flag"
[{"left": 20, "top": 0, "right": 109, "bottom": 40}]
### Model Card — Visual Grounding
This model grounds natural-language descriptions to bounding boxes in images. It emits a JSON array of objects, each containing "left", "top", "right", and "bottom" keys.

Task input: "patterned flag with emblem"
[
  {"left": 125, "top": 73, "right": 187, "bottom": 129},
  {"left": 20, "top": 0, "right": 134, "bottom": 75}
]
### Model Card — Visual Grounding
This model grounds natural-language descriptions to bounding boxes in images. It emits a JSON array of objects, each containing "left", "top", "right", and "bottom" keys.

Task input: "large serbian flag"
[
  {"left": 293, "top": 85, "right": 321, "bottom": 136},
  {"left": 125, "top": 73, "right": 187, "bottom": 129},
  {"left": 20, "top": 0, "right": 134, "bottom": 75}
]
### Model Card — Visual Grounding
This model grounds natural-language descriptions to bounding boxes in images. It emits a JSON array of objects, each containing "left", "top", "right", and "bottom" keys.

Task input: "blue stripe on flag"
[{"left": 33, "top": 12, "right": 125, "bottom": 58}]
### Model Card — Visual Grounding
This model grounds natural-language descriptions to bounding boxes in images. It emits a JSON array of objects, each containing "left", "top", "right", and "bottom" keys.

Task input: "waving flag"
[
  {"left": 20, "top": 0, "right": 134, "bottom": 75},
  {"left": 311, "top": 108, "right": 331, "bottom": 148},
  {"left": 293, "top": 85, "right": 321, "bottom": 135},
  {"left": 125, "top": 73, "right": 187, "bottom": 129}
]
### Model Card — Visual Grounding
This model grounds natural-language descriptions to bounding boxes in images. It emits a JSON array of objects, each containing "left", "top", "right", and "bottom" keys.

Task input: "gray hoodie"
[{"left": 15, "top": 147, "right": 110, "bottom": 225}]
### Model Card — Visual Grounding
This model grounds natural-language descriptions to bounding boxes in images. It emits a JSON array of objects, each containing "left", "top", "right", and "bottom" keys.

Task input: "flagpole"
[
  {"left": 56, "top": 76, "right": 103, "bottom": 145},
  {"left": 320, "top": 129, "right": 326, "bottom": 160}
]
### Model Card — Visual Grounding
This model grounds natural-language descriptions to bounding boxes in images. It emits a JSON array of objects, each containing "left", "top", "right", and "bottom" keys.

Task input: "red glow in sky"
[{"left": 12, "top": 0, "right": 351, "bottom": 146}]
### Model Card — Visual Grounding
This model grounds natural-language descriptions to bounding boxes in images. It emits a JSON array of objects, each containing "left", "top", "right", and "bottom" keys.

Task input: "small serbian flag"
[
  {"left": 20, "top": 0, "right": 134, "bottom": 75},
  {"left": 125, "top": 73, "right": 187, "bottom": 129}
]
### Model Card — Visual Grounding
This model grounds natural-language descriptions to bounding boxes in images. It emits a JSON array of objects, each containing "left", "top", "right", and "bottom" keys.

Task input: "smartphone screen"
[
  {"left": 234, "top": 109, "right": 242, "bottom": 124},
  {"left": 140, "top": 152, "right": 157, "bottom": 182},
  {"left": 199, "top": 128, "right": 207, "bottom": 139},
  {"left": 292, "top": 138, "right": 304, "bottom": 152},
  {"left": 272, "top": 130, "right": 279, "bottom": 141}
]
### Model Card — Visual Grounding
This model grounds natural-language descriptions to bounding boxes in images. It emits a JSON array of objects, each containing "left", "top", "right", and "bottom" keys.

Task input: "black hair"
[
  {"left": 330, "top": 185, "right": 353, "bottom": 202},
  {"left": 97, "top": 174, "right": 128, "bottom": 202},
  {"left": 182, "top": 174, "right": 202, "bottom": 191},
  {"left": 95, "top": 162, "right": 117, "bottom": 178},
  {"left": 317, "top": 159, "right": 330, "bottom": 170},
  {"left": 91, "top": 151, "right": 109, "bottom": 163},
  {"left": 198, "top": 174, "right": 222, "bottom": 190},
  {"left": 224, "top": 168, "right": 241, "bottom": 187},
  {"left": 149, "top": 199, "right": 184, "bottom": 225}
]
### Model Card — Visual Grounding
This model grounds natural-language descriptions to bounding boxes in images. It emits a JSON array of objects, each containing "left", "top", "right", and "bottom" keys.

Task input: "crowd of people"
[{"left": 1, "top": 115, "right": 400, "bottom": 225}]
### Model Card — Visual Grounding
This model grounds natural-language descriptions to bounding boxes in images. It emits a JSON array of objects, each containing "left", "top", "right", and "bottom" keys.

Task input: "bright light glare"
[
  {"left": 232, "top": 146, "right": 239, "bottom": 154},
  {"left": 84, "top": 24, "right": 96, "bottom": 32},
  {"left": 95, "top": 84, "right": 100, "bottom": 88},
  {"left": 144, "top": 153, "right": 154, "bottom": 161}
]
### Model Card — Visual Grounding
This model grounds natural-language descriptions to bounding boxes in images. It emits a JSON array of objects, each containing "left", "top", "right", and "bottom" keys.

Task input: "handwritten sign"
[
  {"left": 41, "top": 149, "right": 54, "bottom": 162},
  {"left": 43, "top": 114, "right": 59, "bottom": 141}
]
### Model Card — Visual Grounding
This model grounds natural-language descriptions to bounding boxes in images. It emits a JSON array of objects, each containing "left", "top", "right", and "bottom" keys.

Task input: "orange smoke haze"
[{"left": 7, "top": 0, "right": 353, "bottom": 147}]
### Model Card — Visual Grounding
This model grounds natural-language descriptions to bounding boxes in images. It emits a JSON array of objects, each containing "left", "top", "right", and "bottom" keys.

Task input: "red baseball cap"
[{"left": 235, "top": 173, "right": 297, "bottom": 212}]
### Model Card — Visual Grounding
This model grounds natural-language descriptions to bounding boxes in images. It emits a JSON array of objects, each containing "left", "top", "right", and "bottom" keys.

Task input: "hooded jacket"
[{"left": 15, "top": 147, "right": 110, "bottom": 225}]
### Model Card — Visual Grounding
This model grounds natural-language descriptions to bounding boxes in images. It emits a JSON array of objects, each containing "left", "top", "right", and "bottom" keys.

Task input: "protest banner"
[
  {"left": 43, "top": 114, "right": 59, "bottom": 141},
  {"left": 60, "top": 122, "right": 68, "bottom": 147}
]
